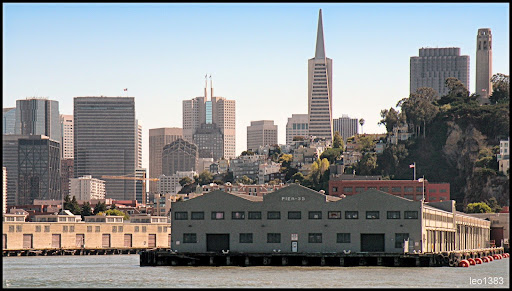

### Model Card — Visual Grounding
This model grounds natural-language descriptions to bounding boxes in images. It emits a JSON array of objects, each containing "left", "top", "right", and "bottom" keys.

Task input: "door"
[
  {"left": 52, "top": 234, "right": 61, "bottom": 248},
  {"left": 291, "top": 241, "right": 298, "bottom": 253},
  {"left": 148, "top": 234, "right": 156, "bottom": 248},
  {"left": 361, "top": 234, "right": 385, "bottom": 252},
  {"left": 124, "top": 234, "right": 132, "bottom": 248},
  {"left": 23, "top": 234, "right": 33, "bottom": 249},
  {"left": 206, "top": 234, "right": 229, "bottom": 252},
  {"left": 3, "top": 234, "right": 6, "bottom": 249},
  {"left": 102, "top": 234, "right": 110, "bottom": 248},
  {"left": 76, "top": 234, "right": 85, "bottom": 248}
]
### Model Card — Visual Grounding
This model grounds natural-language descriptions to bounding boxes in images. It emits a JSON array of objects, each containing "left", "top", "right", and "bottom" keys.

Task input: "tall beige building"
[
  {"left": 148, "top": 127, "right": 183, "bottom": 193},
  {"left": 476, "top": 28, "right": 493, "bottom": 104},
  {"left": 308, "top": 9, "right": 333, "bottom": 141},
  {"left": 136, "top": 120, "right": 142, "bottom": 169},
  {"left": 183, "top": 78, "right": 236, "bottom": 160},
  {"left": 286, "top": 114, "right": 309, "bottom": 145},
  {"left": 60, "top": 114, "right": 74, "bottom": 159},
  {"left": 247, "top": 120, "right": 278, "bottom": 152}
]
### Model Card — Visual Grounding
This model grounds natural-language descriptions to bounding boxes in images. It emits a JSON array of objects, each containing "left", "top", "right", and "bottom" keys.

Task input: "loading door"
[
  {"left": 361, "top": 234, "right": 385, "bottom": 252},
  {"left": 102, "top": 234, "right": 111, "bottom": 248},
  {"left": 76, "top": 234, "right": 85, "bottom": 248},
  {"left": 23, "top": 234, "right": 33, "bottom": 249},
  {"left": 52, "top": 234, "right": 61, "bottom": 248},
  {"left": 148, "top": 234, "right": 156, "bottom": 247},
  {"left": 124, "top": 234, "right": 132, "bottom": 247},
  {"left": 206, "top": 234, "right": 229, "bottom": 252}
]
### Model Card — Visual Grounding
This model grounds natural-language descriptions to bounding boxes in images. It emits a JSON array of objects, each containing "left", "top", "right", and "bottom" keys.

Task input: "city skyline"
[{"left": 3, "top": 3, "right": 510, "bottom": 172}]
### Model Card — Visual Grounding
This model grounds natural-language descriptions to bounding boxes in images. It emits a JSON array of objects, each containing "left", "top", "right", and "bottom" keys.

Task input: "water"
[{"left": 2, "top": 255, "right": 510, "bottom": 288}]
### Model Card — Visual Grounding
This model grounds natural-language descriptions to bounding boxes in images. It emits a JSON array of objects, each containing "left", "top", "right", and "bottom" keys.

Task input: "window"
[
  {"left": 387, "top": 211, "right": 400, "bottom": 219},
  {"left": 345, "top": 211, "right": 358, "bottom": 219},
  {"left": 35, "top": 225, "right": 41, "bottom": 232},
  {"left": 395, "top": 233, "right": 410, "bottom": 248},
  {"left": 8, "top": 225, "right": 14, "bottom": 232},
  {"left": 440, "top": 189, "right": 447, "bottom": 193},
  {"left": 343, "top": 187, "right": 353, "bottom": 193},
  {"left": 328, "top": 211, "right": 341, "bottom": 219},
  {"left": 288, "top": 211, "right": 301, "bottom": 219},
  {"left": 267, "top": 211, "right": 281, "bottom": 220},
  {"left": 191, "top": 212, "right": 204, "bottom": 220},
  {"left": 368, "top": 187, "right": 377, "bottom": 190},
  {"left": 211, "top": 211, "right": 225, "bottom": 220},
  {"left": 332, "top": 187, "right": 338, "bottom": 192},
  {"left": 337, "top": 233, "right": 351, "bottom": 243},
  {"left": 142, "top": 226, "right": 147, "bottom": 233},
  {"left": 379, "top": 187, "right": 389, "bottom": 192},
  {"left": 309, "top": 211, "right": 322, "bottom": 219},
  {"left": 95, "top": 226, "right": 101, "bottom": 232},
  {"left": 267, "top": 233, "right": 281, "bottom": 243},
  {"left": 366, "top": 211, "right": 380, "bottom": 219},
  {"left": 239, "top": 233, "right": 253, "bottom": 243},
  {"left": 63, "top": 225, "right": 68, "bottom": 232},
  {"left": 134, "top": 226, "right": 139, "bottom": 232},
  {"left": 44, "top": 225, "right": 50, "bottom": 232},
  {"left": 118, "top": 226, "right": 123, "bottom": 232},
  {"left": 232, "top": 211, "right": 245, "bottom": 220},
  {"left": 404, "top": 187, "right": 413, "bottom": 193},
  {"left": 70, "top": 226, "right": 74, "bottom": 232},
  {"left": 404, "top": 211, "right": 418, "bottom": 219},
  {"left": 355, "top": 187, "right": 365, "bottom": 193},
  {"left": 308, "top": 233, "right": 322, "bottom": 243},
  {"left": 16, "top": 225, "right": 22, "bottom": 232},
  {"left": 87, "top": 226, "right": 92, "bottom": 232},
  {"left": 248, "top": 211, "right": 262, "bottom": 220},
  {"left": 391, "top": 187, "right": 402, "bottom": 192},
  {"left": 416, "top": 187, "right": 423, "bottom": 192},
  {"left": 429, "top": 189, "right": 437, "bottom": 193},
  {"left": 183, "top": 233, "right": 197, "bottom": 243},
  {"left": 174, "top": 211, "right": 188, "bottom": 220}
]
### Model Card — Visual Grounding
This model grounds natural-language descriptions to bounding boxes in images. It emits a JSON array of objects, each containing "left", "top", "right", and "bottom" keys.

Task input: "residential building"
[
  {"left": 149, "top": 127, "right": 183, "bottom": 193},
  {"left": 3, "top": 107, "right": 16, "bottom": 134},
  {"left": 258, "top": 162, "right": 281, "bottom": 184},
  {"left": 201, "top": 182, "right": 286, "bottom": 196},
  {"left": 476, "top": 28, "right": 493, "bottom": 104},
  {"left": 218, "top": 159, "right": 230, "bottom": 174},
  {"left": 197, "top": 158, "right": 214, "bottom": 173},
  {"left": 247, "top": 120, "right": 278, "bottom": 152},
  {"left": 333, "top": 115, "right": 359, "bottom": 143},
  {"left": 230, "top": 155, "right": 266, "bottom": 182},
  {"left": 498, "top": 137, "right": 509, "bottom": 175},
  {"left": 60, "top": 114, "right": 74, "bottom": 159},
  {"left": 410, "top": 47, "right": 470, "bottom": 98},
  {"left": 73, "top": 97, "right": 137, "bottom": 201},
  {"left": 388, "top": 123, "right": 414, "bottom": 144},
  {"left": 157, "top": 171, "right": 197, "bottom": 195},
  {"left": 286, "top": 114, "right": 309, "bottom": 145},
  {"left": 193, "top": 123, "right": 224, "bottom": 160},
  {"left": 69, "top": 175, "right": 106, "bottom": 201},
  {"left": 308, "top": 9, "right": 333, "bottom": 141},
  {"left": 60, "top": 159, "right": 74, "bottom": 198},
  {"left": 161, "top": 138, "right": 198, "bottom": 176},
  {"left": 15, "top": 98, "right": 61, "bottom": 143},
  {"left": 3, "top": 167, "right": 7, "bottom": 213},
  {"left": 170, "top": 184, "right": 489, "bottom": 253}
]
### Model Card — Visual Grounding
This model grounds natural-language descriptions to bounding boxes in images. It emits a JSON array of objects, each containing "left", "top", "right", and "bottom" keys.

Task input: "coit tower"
[{"left": 475, "top": 28, "right": 493, "bottom": 104}]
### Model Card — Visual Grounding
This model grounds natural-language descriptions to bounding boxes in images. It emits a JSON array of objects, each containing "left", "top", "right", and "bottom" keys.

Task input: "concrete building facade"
[
  {"left": 157, "top": 171, "right": 197, "bottom": 195},
  {"left": 161, "top": 138, "right": 198, "bottom": 176},
  {"left": 3, "top": 107, "right": 16, "bottom": 134},
  {"left": 148, "top": 127, "right": 183, "bottom": 193},
  {"left": 3, "top": 167, "right": 7, "bottom": 214},
  {"left": 60, "top": 159, "right": 74, "bottom": 199},
  {"left": 308, "top": 9, "right": 333, "bottom": 141},
  {"left": 60, "top": 114, "right": 74, "bottom": 159},
  {"left": 73, "top": 97, "right": 137, "bottom": 201},
  {"left": 498, "top": 137, "right": 510, "bottom": 175},
  {"left": 476, "top": 28, "right": 493, "bottom": 103},
  {"left": 247, "top": 120, "right": 278, "bottom": 152},
  {"left": 193, "top": 123, "right": 224, "bottom": 160},
  {"left": 410, "top": 47, "right": 470, "bottom": 98},
  {"left": 230, "top": 155, "right": 266, "bottom": 182},
  {"left": 333, "top": 115, "right": 359, "bottom": 143},
  {"left": 286, "top": 114, "right": 309, "bottom": 145},
  {"left": 69, "top": 175, "right": 106, "bottom": 201}
]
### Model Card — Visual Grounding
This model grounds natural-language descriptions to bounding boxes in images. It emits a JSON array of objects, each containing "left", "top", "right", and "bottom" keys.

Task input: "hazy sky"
[{"left": 3, "top": 3, "right": 509, "bottom": 172}]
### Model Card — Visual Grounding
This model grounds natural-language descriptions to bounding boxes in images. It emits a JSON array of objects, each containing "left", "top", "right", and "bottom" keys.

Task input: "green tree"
[
  {"left": 397, "top": 87, "right": 440, "bottom": 138},
  {"left": 93, "top": 201, "right": 108, "bottom": 215},
  {"left": 320, "top": 147, "right": 342, "bottom": 164},
  {"left": 357, "top": 153, "right": 378, "bottom": 175},
  {"left": 332, "top": 131, "right": 344, "bottom": 149},
  {"left": 278, "top": 154, "right": 293, "bottom": 168},
  {"left": 489, "top": 73, "right": 509, "bottom": 105},
  {"left": 100, "top": 209, "right": 130, "bottom": 220},
  {"left": 291, "top": 172, "right": 305, "bottom": 184},
  {"left": 379, "top": 107, "right": 401, "bottom": 133},
  {"left": 465, "top": 202, "right": 492, "bottom": 213},
  {"left": 484, "top": 197, "right": 502, "bottom": 213},
  {"left": 65, "top": 195, "right": 81, "bottom": 215},
  {"left": 179, "top": 176, "right": 193, "bottom": 187},
  {"left": 197, "top": 171, "right": 214, "bottom": 186},
  {"left": 236, "top": 175, "right": 254, "bottom": 185},
  {"left": 358, "top": 135, "right": 376, "bottom": 153},
  {"left": 110, "top": 203, "right": 117, "bottom": 210},
  {"left": 80, "top": 202, "right": 93, "bottom": 219},
  {"left": 241, "top": 150, "right": 255, "bottom": 156}
]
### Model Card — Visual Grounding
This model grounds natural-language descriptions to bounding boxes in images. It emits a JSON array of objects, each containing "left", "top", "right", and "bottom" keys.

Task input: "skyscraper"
[
  {"left": 149, "top": 127, "right": 183, "bottom": 193},
  {"left": 308, "top": 9, "right": 333, "bottom": 141},
  {"left": 286, "top": 114, "right": 309, "bottom": 145},
  {"left": 247, "top": 120, "right": 278, "bottom": 152},
  {"left": 74, "top": 97, "right": 137, "bottom": 201},
  {"left": 15, "top": 98, "right": 61, "bottom": 142},
  {"left": 3, "top": 107, "right": 16, "bottom": 134},
  {"left": 183, "top": 78, "right": 236, "bottom": 160},
  {"left": 410, "top": 47, "right": 470, "bottom": 98},
  {"left": 60, "top": 114, "right": 74, "bottom": 159},
  {"left": 476, "top": 28, "right": 493, "bottom": 104},
  {"left": 161, "top": 138, "right": 199, "bottom": 176},
  {"left": 333, "top": 115, "right": 359, "bottom": 142},
  {"left": 136, "top": 120, "right": 143, "bottom": 169}
]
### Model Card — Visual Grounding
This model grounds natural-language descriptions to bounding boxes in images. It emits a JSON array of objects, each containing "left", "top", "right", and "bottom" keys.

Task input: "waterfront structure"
[
  {"left": 73, "top": 97, "right": 137, "bottom": 201},
  {"left": 157, "top": 171, "right": 197, "bottom": 195},
  {"left": 15, "top": 98, "right": 61, "bottom": 143},
  {"left": 230, "top": 155, "right": 267, "bottom": 182},
  {"left": 410, "top": 47, "right": 470, "bottom": 98},
  {"left": 60, "top": 159, "right": 74, "bottom": 198},
  {"left": 183, "top": 79, "right": 236, "bottom": 159},
  {"left": 247, "top": 120, "right": 278, "bottom": 152},
  {"left": 69, "top": 175, "right": 106, "bottom": 200},
  {"left": 333, "top": 115, "right": 359, "bottom": 143},
  {"left": 193, "top": 123, "right": 224, "bottom": 160},
  {"left": 17, "top": 135, "right": 61, "bottom": 205},
  {"left": 467, "top": 212, "right": 509, "bottom": 250},
  {"left": 476, "top": 28, "right": 493, "bottom": 104},
  {"left": 286, "top": 114, "right": 309, "bottom": 145},
  {"left": 308, "top": 9, "right": 333, "bottom": 141},
  {"left": 3, "top": 107, "right": 16, "bottom": 134},
  {"left": 161, "top": 138, "right": 198, "bottom": 176},
  {"left": 60, "top": 114, "right": 74, "bottom": 159},
  {"left": 3, "top": 167, "right": 6, "bottom": 214},
  {"left": 149, "top": 127, "right": 183, "bottom": 193},
  {"left": 329, "top": 175, "right": 450, "bottom": 202},
  {"left": 498, "top": 137, "right": 509, "bottom": 175},
  {"left": 170, "top": 184, "right": 490, "bottom": 253}
]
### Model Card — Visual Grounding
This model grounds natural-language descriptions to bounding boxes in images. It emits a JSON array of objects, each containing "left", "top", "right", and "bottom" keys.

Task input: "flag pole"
[{"left": 414, "top": 162, "right": 416, "bottom": 181}]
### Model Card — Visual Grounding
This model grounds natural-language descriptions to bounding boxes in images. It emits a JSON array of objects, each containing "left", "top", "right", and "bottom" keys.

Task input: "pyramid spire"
[{"left": 314, "top": 9, "right": 325, "bottom": 59}]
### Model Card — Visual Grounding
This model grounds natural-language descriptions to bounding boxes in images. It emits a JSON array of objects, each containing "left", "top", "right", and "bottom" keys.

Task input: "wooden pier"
[
  {"left": 140, "top": 247, "right": 505, "bottom": 267},
  {"left": 3, "top": 248, "right": 170, "bottom": 257}
]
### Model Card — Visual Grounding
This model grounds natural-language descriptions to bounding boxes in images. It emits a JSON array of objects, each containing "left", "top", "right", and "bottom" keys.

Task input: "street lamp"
[{"left": 418, "top": 176, "right": 426, "bottom": 202}]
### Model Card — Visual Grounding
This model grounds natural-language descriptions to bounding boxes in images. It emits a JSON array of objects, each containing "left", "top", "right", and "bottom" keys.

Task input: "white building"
[
  {"left": 247, "top": 120, "right": 278, "bottom": 152},
  {"left": 258, "top": 162, "right": 281, "bottom": 184},
  {"left": 286, "top": 114, "right": 309, "bottom": 145},
  {"left": 60, "top": 114, "right": 74, "bottom": 159},
  {"left": 3, "top": 167, "right": 7, "bottom": 214},
  {"left": 333, "top": 115, "right": 359, "bottom": 142},
  {"left": 498, "top": 137, "right": 509, "bottom": 175},
  {"left": 69, "top": 175, "right": 106, "bottom": 200},
  {"left": 157, "top": 171, "right": 197, "bottom": 195}
]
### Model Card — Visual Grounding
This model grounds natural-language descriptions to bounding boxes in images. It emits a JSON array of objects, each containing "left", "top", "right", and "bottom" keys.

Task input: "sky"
[{"left": 3, "top": 3, "right": 510, "bottom": 172}]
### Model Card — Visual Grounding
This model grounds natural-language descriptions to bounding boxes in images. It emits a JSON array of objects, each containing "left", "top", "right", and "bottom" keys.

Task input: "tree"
[
  {"left": 397, "top": 87, "right": 440, "bottom": 138},
  {"left": 357, "top": 153, "right": 378, "bottom": 175},
  {"left": 320, "top": 147, "right": 342, "bottom": 164},
  {"left": 465, "top": 202, "right": 492, "bottom": 213},
  {"left": 80, "top": 202, "right": 93, "bottom": 219},
  {"left": 358, "top": 135, "right": 376, "bottom": 153},
  {"left": 110, "top": 203, "right": 117, "bottom": 210},
  {"left": 359, "top": 118, "right": 365, "bottom": 134},
  {"left": 332, "top": 131, "right": 344, "bottom": 149},
  {"left": 278, "top": 154, "right": 293, "bottom": 168},
  {"left": 179, "top": 176, "right": 193, "bottom": 187},
  {"left": 484, "top": 197, "right": 502, "bottom": 213},
  {"left": 291, "top": 172, "right": 305, "bottom": 184},
  {"left": 100, "top": 209, "right": 130, "bottom": 220},
  {"left": 241, "top": 150, "right": 255, "bottom": 156},
  {"left": 196, "top": 171, "right": 214, "bottom": 186},
  {"left": 93, "top": 201, "right": 108, "bottom": 215},
  {"left": 65, "top": 195, "right": 81, "bottom": 215},
  {"left": 489, "top": 73, "right": 510, "bottom": 105},
  {"left": 379, "top": 107, "right": 401, "bottom": 133},
  {"left": 236, "top": 175, "right": 254, "bottom": 185}
]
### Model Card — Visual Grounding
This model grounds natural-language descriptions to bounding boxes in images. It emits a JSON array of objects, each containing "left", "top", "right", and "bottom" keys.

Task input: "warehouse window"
[
  {"left": 366, "top": 211, "right": 380, "bottom": 219},
  {"left": 211, "top": 211, "right": 225, "bottom": 220},
  {"left": 404, "top": 211, "right": 418, "bottom": 219},
  {"left": 232, "top": 211, "right": 245, "bottom": 220},
  {"left": 337, "top": 233, "right": 351, "bottom": 243},
  {"left": 267, "top": 233, "right": 281, "bottom": 243},
  {"left": 345, "top": 211, "right": 358, "bottom": 219},
  {"left": 308, "top": 233, "right": 322, "bottom": 243},
  {"left": 191, "top": 212, "right": 204, "bottom": 220},
  {"left": 239, "top": 233, "right": 253, "bottom": 243},
  {"left": 308, "top": 211, "right": 322, "bottom": 219},
  {"left": 328, "top": 211, "right": 341, "bottom": 219},
  {"left": 267, "top": 211, "right": 281, "bottom": 220},
  {"left": 288, "top": 211, "right": 301, "bottom": 219},
  {"left": 387, "top": 211, "right": 400, "bottom": 219},
  {"left": 183, "top": 233, "right": 197, "bottom": 243},
  {"left": 174, "top": 212, "right": 188, "bottom": 220},
  {"left": 248, "top": 211, "right": 262, "bottom": 220}
]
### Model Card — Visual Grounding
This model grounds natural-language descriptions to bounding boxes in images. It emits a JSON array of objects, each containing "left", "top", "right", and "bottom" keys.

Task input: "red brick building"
[{"left": 329, "top": 177, "right": 450, "bottom": 202}]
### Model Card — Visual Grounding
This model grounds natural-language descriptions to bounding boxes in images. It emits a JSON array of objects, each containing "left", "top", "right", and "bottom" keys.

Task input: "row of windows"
[
  {"left": 182, "top": 232, "right": 409, "bottom": 247},
  {"left": 13, "top": 225, "right": 169, "bottom": 233},
  {"left": 174, "top": 210, "right": 418, "bottom": 220}
]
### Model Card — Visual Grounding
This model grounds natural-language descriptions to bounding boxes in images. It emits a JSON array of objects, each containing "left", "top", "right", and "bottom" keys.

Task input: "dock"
[
  {"left": 3, "top": 248, "right": 170, "bottom": 257},
  {"left": 140, "top": 247, "right": 505, "bottom": 267}
]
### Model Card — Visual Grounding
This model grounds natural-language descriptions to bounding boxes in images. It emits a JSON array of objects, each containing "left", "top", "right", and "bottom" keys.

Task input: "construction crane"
[{"left": 101, "top": 175, "right": 159, "bottom": 205}]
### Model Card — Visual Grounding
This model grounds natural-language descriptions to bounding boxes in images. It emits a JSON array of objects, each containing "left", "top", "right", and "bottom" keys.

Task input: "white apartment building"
[
  {"left": 157, "top": 171, "right": 197, "bottom": 195},
  {"left": 60, "top": 114, "right": 74, "bottom": 159},
  {"left": 498, "top": 137, "right": 509, "bottom": 175},
  {"left": 247, "top": 120, "right": 278, "bottom": 152},
  {"left": 333, "top": 115, "right": 359, "bottom": 142},
  {"left": 286, "top": 114, "right": 309, "bottom": 145},
  {"left": 257, "top": 162, "right": 281, "bottom": 184},
  {"left": 69, "top": 175, "right": 106, "bottom": 200}
]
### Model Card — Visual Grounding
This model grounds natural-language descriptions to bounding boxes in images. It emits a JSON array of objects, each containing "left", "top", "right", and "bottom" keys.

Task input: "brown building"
[
  {"left": 149, "top": 128, "right": 183, "bottom": 193},
  {"left": 61, "top": 159, "right": 74, "bottom": 198}
]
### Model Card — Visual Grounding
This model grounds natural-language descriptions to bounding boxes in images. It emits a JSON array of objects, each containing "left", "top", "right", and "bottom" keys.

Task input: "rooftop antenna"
[
  {"left": 204, "top": 74, "right": 208, "bottom": 100},
  {"left": 210, "top": 74, "right": 213, "bottom": 99}
]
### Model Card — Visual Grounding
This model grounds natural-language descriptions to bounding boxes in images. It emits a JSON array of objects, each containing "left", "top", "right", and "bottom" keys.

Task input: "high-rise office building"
[
  {"left": 247, "top": 120, "right": 278, "bottom": 152},
  {"left": 333, "top": 115, "right": 359, "bottom": 142},
  {"left": 308, "top": 9, "right": 333, "bottom": 141},
  {"left": 161, "top": 138, "right": 198, "bottom": 176},
  {"left": 73, "top": 97, "right": 137, "bottom": 201},
  {"left": 193, "top": 123, "right": 224, "bottom": 160},
  {"left": 3, "top": 167, "right": 7, "bottom": 213},
  {"left": 136, "top": 120, "right": 142, "bottom": 169},
  {"left": 183, "top": 78, "right": 236, "bottom": 160},
  {"left": 2, "top": 135, "right": 25, "bottom": 206},
  {"left": 135, "top": 168, "right": 147, "bottom": 204},
  {"left": 149, "top": 127, "right": 183, "bottom": 193},
  {"left": 60, "top": 114, "right": 74, "bottom": 159},
  {"left": 3, "top": 107, "right": 16, "bottom": 134},
  {"left": 410, "top": 47, "right": 470, "bottom": 98},
  {"left": 286, "top": 114, "right": 309, "bottom": 145},
  {"left": 476, "top": 28, "right": 493, "bottom": 104},
  {"left": 15, "top": 98, "right": 61, "bottom": 142},
  {"left": 61, "top": 158, "right": 74, "bottom": 199}
]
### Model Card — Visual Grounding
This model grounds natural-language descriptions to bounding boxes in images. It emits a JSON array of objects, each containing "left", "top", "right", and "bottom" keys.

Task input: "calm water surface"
[{"left": 2, "top": 254, "right": 510, "bottom": 288}]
